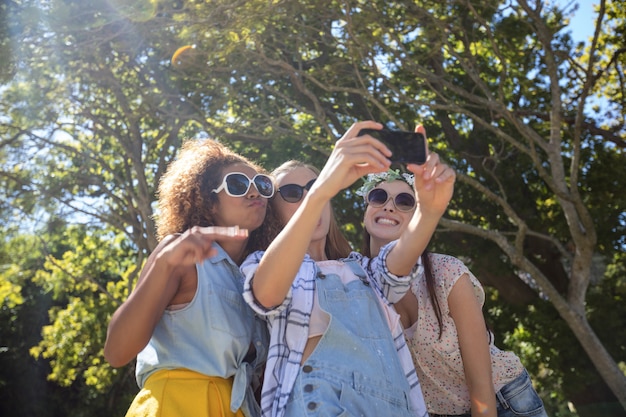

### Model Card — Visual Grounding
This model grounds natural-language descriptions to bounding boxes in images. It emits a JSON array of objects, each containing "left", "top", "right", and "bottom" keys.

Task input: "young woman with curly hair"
[{"left": 104, "top": 139, "right": 279, "bottom": 417}]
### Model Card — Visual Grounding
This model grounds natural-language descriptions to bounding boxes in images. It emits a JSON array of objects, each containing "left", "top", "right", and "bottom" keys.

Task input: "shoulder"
[
  {"left": 346, "top": 251, "right": 364, "bottom": 260},
  {"left": 428, "top": 253, "right": 468, "bottom": 276},
  {"left": 428, "top": 253, "right": 484, "bottom": 301},
  {"left": 240, "top": 250, "right": 265, "bottom": 274},
  {"left": 243, "top": 250, "right": 265, "bottom": 263},
  {"left": 427, "top": 253, "right": 470, "bottom": 290},
  {"left": 136, "top": 234, "right": 185, "bottom": 286}
]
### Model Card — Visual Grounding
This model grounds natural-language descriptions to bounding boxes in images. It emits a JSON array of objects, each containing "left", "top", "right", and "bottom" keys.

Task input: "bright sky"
[{"left": 564, "top": 0, "right": 598, "bottom": 42}]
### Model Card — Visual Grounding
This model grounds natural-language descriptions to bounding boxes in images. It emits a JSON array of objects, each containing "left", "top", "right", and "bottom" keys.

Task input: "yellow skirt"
[{"left": 126, "top": 369, "right": 245, "bottom": 417}]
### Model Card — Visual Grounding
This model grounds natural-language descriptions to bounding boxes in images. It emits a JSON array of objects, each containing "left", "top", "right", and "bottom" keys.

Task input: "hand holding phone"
[{"left": 358, "top": 129, "right": 427, "bottom": 165}]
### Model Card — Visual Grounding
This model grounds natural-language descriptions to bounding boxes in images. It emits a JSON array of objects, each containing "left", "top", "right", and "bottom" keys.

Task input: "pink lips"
[{"left": 248, "top": 199, "right": 266, "bottom": 208}]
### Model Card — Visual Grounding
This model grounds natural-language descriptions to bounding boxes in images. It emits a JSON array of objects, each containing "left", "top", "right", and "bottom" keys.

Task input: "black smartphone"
[{"left": 358, "top": 128, "right": 427, "bottom": 165}]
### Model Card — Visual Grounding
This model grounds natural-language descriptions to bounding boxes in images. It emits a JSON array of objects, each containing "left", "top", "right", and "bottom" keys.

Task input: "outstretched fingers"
[
  {"left": 340, "top": 121, "right": 392, "bottom": 165},
  {"left": 163, "top": 226, "right": 249, "bottom": 266},
  {"left": 407, "top": 153, "right": 456, "bottom": 215}
]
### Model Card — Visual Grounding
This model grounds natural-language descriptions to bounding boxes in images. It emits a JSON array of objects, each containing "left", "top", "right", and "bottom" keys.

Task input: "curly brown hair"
[{"left": 155, "top": 138, "right": 281, "bottom": 257}]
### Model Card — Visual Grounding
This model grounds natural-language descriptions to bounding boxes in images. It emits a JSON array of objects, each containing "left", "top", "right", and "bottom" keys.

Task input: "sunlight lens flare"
[{"left": 171, "top": 45, "right": 196, "bottom": 67}]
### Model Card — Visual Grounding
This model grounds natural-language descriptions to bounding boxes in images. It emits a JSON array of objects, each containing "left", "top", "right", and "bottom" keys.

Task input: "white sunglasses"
[{"left": 212, "top": 172, "right": 275, "bottom": 198}]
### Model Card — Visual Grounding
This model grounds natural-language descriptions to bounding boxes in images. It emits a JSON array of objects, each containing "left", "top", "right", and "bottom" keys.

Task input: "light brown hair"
[{"left": 271, "top": 160, "right": 353, "bottom": 259}]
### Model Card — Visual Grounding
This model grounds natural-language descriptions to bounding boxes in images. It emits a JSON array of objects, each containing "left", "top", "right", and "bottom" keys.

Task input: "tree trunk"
[{"left": 555, "top": 300, "right": 626, "bottom": 411}]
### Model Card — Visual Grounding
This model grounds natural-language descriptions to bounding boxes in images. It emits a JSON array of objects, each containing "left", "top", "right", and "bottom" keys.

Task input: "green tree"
[
  {"left": 0, "top": 222, "right": 138, "bottom": 417},
  {"left": 29, "top": 222, "right": 139, "bottom": 416},
  {"left": 1, "top": 0, "right": 624, "bottom": 415},
  {"left": 154, "top": 0, "right": 626, "bottom": 411},
  {"left": 0, "top": 232, "right": 56, "bottom": 417}
]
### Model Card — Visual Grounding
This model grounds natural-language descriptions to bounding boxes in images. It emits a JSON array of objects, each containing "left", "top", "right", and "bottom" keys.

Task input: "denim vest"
[
  {"left": 136, "top": 243, "right": 268, "bottom": 417},
  {"left": 284, "top": 259, "right": 413, "bottom": 417}
]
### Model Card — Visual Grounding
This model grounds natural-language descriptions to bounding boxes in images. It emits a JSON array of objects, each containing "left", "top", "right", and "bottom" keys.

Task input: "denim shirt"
[{"left": 136, "top": 242, "right": 268, "bottom": 417}]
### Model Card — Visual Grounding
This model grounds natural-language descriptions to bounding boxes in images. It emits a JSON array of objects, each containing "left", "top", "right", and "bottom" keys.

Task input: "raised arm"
[
  {"left": 386, "top": 126, "right": 456, "bottom": 275},
  {"left": 251, "top": 121, "right": 392, "bottom": 308},
  {"left": 104, "top": 226, "right": 248, "bottom": 367}
]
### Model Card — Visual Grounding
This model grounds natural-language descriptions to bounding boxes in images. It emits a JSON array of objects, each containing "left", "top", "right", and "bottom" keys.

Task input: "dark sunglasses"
[
  {"left": 278, "top": 178, "right": 316, "bottom": 203},
  {"left": 212, "top": 172, "right": 275, "bottom": 198},
  {"left": 366, "top": 188, "right": 416, "bottom": 212}
]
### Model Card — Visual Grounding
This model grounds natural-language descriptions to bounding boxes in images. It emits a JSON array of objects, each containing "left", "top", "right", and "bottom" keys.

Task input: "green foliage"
[
  {"left": 485, "top": 250, "right": 626, "bottom": 415},
  {"left": 0, "top": 222, "right": 137, "bottom": 416},
  {"left": 0, "top": 267, "right": 23, "bottom": 309},
  {"left": 1, "top": 0, "right": 625, "bottom": 414},
  {"left": 29, "top": 225, "right": 136, "bottom": 390}
]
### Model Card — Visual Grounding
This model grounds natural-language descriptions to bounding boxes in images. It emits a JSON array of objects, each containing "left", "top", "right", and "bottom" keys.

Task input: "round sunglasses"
[
  {"left": 366, "top": 188, "right": 416, "bottom": 212},
  {"left": 278, "top": 178, "right": 316, "bottom": 203},
  {"left": 212, "top": 172, "right": 275, "bottom": 198}
]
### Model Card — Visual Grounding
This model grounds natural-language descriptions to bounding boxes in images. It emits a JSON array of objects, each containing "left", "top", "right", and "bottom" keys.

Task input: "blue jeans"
[
  {"left": 496, "top": 369, "right": 548, "bottom": 417},
  {"left": 431, "top": 369, "right": 548, "bottom": 417}
]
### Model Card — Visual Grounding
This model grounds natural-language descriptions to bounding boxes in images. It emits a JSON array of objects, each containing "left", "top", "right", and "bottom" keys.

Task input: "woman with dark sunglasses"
[
  {"left": 240, "top": 120, "right": 455, "bottom": 417},
  {"left": 104, "top": 139, "right": 281, "bottom": 417},
  {"left": 359, "top": 128, "right": 548, "bottom": 417}
]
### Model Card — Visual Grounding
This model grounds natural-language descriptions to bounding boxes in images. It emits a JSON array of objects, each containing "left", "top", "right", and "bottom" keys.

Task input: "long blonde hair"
[{"left": 271, "top": 160, "right": 352, "bottom": 259}]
